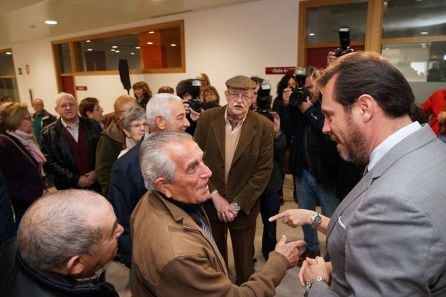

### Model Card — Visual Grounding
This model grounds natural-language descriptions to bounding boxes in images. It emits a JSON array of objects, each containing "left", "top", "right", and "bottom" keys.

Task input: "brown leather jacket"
[{"left": 130, "top": 192, "right": 288, "bottom": 297}]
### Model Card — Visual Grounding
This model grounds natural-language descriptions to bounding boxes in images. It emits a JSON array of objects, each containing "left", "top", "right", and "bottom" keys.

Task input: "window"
[
  {"left": 52, "top": 20, "right": 184, "bottom": 75},
  {"left": 0, "top": 49, "right": 19, "bottom": 101}
]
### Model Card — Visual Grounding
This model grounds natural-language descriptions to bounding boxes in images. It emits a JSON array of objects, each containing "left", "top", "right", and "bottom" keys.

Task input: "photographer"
[
  {"left": 274, "top": 67, "right": 340, "bottom": 265},
  {"left": 176, "top": 78, "right": 203, "bottom": 135},
  {"left": 251, "top": 77, "right": 287, "bottom": 260}
]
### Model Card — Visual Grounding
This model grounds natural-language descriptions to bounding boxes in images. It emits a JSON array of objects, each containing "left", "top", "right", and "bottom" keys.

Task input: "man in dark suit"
[
  {"left": 108, "top": 93, "right": 190, "bottom": 267},
  {"left": 194, "top": 75, "right": 274, "bottom": 284},
  {"left": 271, "top": 51, "right": 446, "bottom": 297},
  {"left": 41, "top": 92, "right": 102, "bottom": 192}
]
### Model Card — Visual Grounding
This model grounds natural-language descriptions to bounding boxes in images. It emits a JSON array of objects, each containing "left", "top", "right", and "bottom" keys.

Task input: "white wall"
[{"left": 3, "top": 0, "right": 299, "bottom": 113}]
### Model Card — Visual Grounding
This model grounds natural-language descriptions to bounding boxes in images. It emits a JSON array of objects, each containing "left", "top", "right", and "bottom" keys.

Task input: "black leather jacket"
[
  {"left": 1, "top": 243, "right": 118, "bottom": 297},
  {"left": 40, "top": 117, "right": 102, "bottom": 190}
]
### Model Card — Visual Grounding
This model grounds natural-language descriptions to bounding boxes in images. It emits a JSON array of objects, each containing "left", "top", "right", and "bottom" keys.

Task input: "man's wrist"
[
  {"left": 303, "top": 276, "right": 327, "bottom": 297},
  {"left": 230, "top": 202, "right": 240, "bottom": 212}
]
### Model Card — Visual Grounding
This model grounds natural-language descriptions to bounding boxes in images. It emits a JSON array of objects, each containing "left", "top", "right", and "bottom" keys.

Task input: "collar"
[
  {"left": 224, "top": 108, "right": 247, "bottom": 129},
  {"left": 368, "top": 121, "right": 422, "bottom": 171},
  {"left": 61, "top": 117, "right": 79, "bottom": 129}
]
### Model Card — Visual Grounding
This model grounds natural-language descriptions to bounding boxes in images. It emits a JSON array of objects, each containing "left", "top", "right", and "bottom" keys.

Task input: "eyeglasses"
[
  {"left": 23, "top": 115, "right": 33, "bottom": 121},
  {"left": 130, "top": 123, "right": 149, "bottom": 129},
  {"left": 58, "top": 102, "right": 76, "bottom": 109},
  {"left": 228, "top": 92, "right": 253, "bottom": 101}
]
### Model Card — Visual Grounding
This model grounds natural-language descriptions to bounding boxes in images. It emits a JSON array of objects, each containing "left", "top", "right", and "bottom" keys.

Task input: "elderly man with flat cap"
[{"left": 194, "top": 75, "right": 274, "bottom": 284}]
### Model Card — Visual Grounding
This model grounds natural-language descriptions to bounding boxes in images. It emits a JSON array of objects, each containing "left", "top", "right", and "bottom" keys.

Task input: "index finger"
[{"left": 269, "top": 212, "right": 287, "bottom": 222}]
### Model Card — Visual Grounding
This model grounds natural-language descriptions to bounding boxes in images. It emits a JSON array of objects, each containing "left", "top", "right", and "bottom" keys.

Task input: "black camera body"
[
  {"left": 188, "top": 98, "right": 202, "bottom": 112},
  {"left": 256, "top": 80, "right": 273, "bottom": 121},
  {"left": 334, "top": 27, "right": 354, "bottom": 57},
  {"left": 290, "top": 67, "right": 310, "bottom": 107}
]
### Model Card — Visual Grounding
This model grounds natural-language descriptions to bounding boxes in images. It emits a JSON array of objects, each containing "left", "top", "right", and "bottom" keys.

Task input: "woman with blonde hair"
[{"left": 0, "top": 102, "right": 45, "bottom": 226}]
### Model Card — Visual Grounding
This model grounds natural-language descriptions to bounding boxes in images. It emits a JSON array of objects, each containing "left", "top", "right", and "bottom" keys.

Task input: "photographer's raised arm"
[{"left": 269, "top": 209, "right": 330, "bottom": 235}]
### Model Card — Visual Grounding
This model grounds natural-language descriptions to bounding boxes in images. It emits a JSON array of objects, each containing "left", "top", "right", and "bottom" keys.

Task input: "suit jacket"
[
  {"left": 108, "top": 142, "right": 146, "bottom": 266},
  {"left": 194, "top": 107, "right": 274, "bottom": 229},
  {"left": 41, "top": 117, "right": 102, "bottom": 190},
  {"left": 309, "top": 125, "right": 446, "bottom": 297}
]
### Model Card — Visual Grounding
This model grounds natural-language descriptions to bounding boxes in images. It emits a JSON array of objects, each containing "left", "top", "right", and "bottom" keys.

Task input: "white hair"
[
  {"left": 55, "top": 92, "right": 76, "bottom": 107},
  {"left": 146, "top": 93, "right": 183, "bottom": 130}
]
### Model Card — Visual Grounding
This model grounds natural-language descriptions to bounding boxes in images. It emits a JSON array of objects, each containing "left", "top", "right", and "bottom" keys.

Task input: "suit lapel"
[
  {"left": 210, "top": 108, "right": 227, "bottom": 163},
  {"left": 232, "top": 111, "right": 256, "bottom": 166}
]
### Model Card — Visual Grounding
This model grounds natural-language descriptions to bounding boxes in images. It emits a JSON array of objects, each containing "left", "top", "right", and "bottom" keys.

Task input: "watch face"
[{"left": 312, "top": 213, "right": 321, "bottom": 227}]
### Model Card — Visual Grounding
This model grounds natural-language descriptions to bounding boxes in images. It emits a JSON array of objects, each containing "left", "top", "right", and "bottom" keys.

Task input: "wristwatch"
[
  {"left": 311, "top": 212, "right": 322, "bottom": 228},
  {"left": 231, "top": 202, "right": 240, "bottom": 212},
  {"left": 303, "top": 276, "right": 327, "bottom": 297}
]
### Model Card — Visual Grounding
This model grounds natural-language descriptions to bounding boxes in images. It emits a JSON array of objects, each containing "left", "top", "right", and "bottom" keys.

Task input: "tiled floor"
[{"left": 106, "top": 174, "right": 327, "bottom": 296}]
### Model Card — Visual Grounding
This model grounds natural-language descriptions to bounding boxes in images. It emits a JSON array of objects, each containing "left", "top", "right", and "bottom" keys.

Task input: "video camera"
[
  {"left": 187, "top": 79, "right": 202, "bottom": 112},
  {"left": 334, "top": 27, "right": 354, "bottom": 57},
  {"left": 256, "top": 80, "right": 273, "bottom": 121},
  {"left": 289, "top": 67, "right": 310, "bottom": 107}
]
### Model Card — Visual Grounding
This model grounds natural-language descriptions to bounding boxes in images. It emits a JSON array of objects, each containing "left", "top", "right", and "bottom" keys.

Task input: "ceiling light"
[
  {"left": 86, "top": 40, "right": 91, "bottom": 43},
  {"left": 443, "top": 54, "right": 446, "bottom": 60},
  {"left": 45, "top": 20, "right": 58, "bottom": 25},
  {"left": 146, "top": 42, "right": 153, "bottom": 45},
  {"left": 148, "top": 31, "right": 155, "bottom": 34},
  {"left": 130, "top": 52, "right": 135, "bottom": 55},
  {"left": 309, "top": 33, "right": 315, "bottom": 36},
  {"left": 5, "top": 51, "right": 12, "bottom": 55},
  {"left": 135, "top": 46, "right": 141, "bottom": 49},
  {"left": 87, "top": 48, "right": 93, "bottom": 51},
  {"left": 170, "top": 43, "right": 177, "bottom": 47},
  {"left": 112, "top": 45, "right": 118, "bottom": 48},
  {"left": 420, "top": 31, "right": 428, "bottom": 35},
  {"left": 110, "top": 49, "right": 116, "bottom": 52},
  {"left": 115, "top": 50, "right": 120, "bottom": 53}
]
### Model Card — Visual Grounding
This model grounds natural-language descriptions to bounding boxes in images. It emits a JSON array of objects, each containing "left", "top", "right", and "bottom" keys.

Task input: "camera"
[
  {"left": 188, "top": 98, "right": 202, "bottom": 112},
  {"left": 289, "top": 67, "right": 310, "bottom": 107},
  {"left": 334, "top": 27, "right": 354, "bottom": 57},
  {"left": 256, "top": 80, "right": 274, "bottom": 121}
]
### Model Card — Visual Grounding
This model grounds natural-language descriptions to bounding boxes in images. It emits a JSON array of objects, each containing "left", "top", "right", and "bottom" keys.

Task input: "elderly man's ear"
[
  {"left": 57, "top": 255, "right": 84, "bottom": 277},
  {"left": 155, "top": 116, "right": 166, "bottom": 131},
  {"left": 155, "top": 177, "right": 172, "bottom": 198}
]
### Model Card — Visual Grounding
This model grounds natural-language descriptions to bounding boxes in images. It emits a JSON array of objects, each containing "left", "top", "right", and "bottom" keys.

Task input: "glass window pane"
[
  {"left": 140, "top": 27, "right": 182, "bottom": 69},
  {"left": 0, "top": 78, "right": 19, "bottom": 101},
  {"left": 382, "top": 41, "right": 446, "bottom": 82},
  {"left": 0, "top": 51, "right": 15, "bottom": 75},
  {"left": 307, "top": 1, "right": 367, "bottom": 45},
  {"left": 76, "top": 34, "right": 141, "bottom": 71},
  {"left": 383, "top": 1, "right": 446, "bottom": 38},
  {"left": 56, "top": 43, "right": 72, "bottom": 73}
]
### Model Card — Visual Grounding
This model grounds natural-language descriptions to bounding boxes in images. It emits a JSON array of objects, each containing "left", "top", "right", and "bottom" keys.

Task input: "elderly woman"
[
  {"left": 118, "top": 106, "right": 148, "bottom": 158},
  {"left": 95, "top": 95, "right": 138, "bottom": 197},
  {"left": 0, "top": 102, "right": 45, "bottom": 226}
]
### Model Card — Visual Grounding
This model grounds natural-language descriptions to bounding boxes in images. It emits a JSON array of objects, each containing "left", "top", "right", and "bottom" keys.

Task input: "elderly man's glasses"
[
  {"left": 228, "top": 92, "right": 253, "bottom": 101},
  {"left": 58, "top": 102, "right": 76, "bottom": 109}
]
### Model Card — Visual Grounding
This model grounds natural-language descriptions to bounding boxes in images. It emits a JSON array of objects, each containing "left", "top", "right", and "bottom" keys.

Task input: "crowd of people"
[{"left": 1, "top": 52, "right": 446, "bottom": 297}]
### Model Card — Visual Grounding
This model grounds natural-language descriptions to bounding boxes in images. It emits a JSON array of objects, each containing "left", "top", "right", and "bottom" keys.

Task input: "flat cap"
[{"left": 225, "top": 75, "right": 257, "bottom": 90}]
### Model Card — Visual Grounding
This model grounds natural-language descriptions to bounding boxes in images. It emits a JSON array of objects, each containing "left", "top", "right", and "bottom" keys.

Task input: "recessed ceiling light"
[
  {"left": 87, "top": 48, "right": 93, "bottom": 51},
  {"left": 146, "top": 42, "right": 153, "bottom": 45},
  {"left": 135, "top": 46, "right": 141, "bottom": 49},
  {"left": 112, "top": 45, "right": 118, "bottom": 48},
  {"left": 5, "top": 51, "right": 12, "bottom": 55},
  {"left": 86, "top": 40, "right": 91, "bottom": 43},
  {"left": 110, "top": 49, "right": 116, "bottom": 52},
  {"left": 45, "top": 20, "right": 58, "bottom": 25},
  {"left": 443, "top": 54, "right": 446, "bottom": 60},
  {"left": 309, "top": 33, "right": 315, "bottom": 36},
  {"left": 170, "top": 43, "right": 177, "bottom": 47},
  {"left": 420, "top": 31, "right": 428, "bottom": 35},
  {"left": 115, "top": 50, "right": 120, "bottom": 53},
  {"left": 130, "top": 52, "right": 135, "bottom": 55},
  {"left": 148, "top": 31, "right": 155, "bottom": 34}
]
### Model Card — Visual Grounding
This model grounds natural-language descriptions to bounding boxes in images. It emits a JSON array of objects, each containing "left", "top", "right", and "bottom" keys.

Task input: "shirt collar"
[
  {"left": 368, "top": 121, "right": 422, "bottom": 171},
  {"left": 61, "top": 117, "right": 79, "bottom": 129},
  {"left": 224, "top": 108, "right": 247, "bottom": 128}
]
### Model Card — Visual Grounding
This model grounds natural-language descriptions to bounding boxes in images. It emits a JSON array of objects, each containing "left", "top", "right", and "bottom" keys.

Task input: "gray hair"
[
  {"left": 55, "top": 92, "right": 76, "bottom": 107},
  {"left": 146, "top": 93, "right": 183, "bottom": 130},
  {"left": 123, "top": 106, "right": 147, "bottom": 130},
  {"left": 139, "top": 131, "right": 192, "bottom": 192},
  {"left": 17, "top": 190, "right": 107, "bottom": 272}
]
